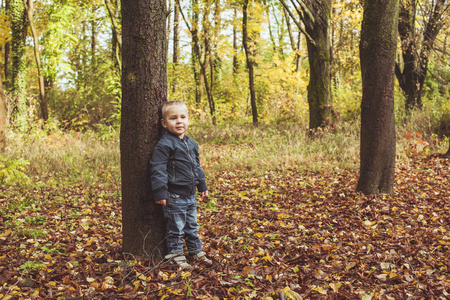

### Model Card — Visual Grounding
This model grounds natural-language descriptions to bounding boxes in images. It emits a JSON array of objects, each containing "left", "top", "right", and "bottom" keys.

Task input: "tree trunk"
[
  {"left": 356, "top": 0, "right": 398, "bottom": 195},
  {"left": 0, "top": 73, "right": 5, "bottom": 151},
  {"left": 242, "top": 0, "right": 258, "bottom": 125},
  {"left": 24, "top": 0, "right": 48, "bottom": 121},
  {"left": 172, "top": 1, "right": 179, "bottom": 93},
  {"left": 177, "top": 0, "right": 216, "bottom": 124},
  {"left": 121, "top": 0, "right": 167, "bottom": 258},
  {"left": 304, "top": 0, "right": 333, "bottom": 130},
  {"left": 4, "top": 41, "right": 10, "bottom": 89},
  {"left": 395, "top": 0, "right": 447, "bottom": 111},
  {"left": 4, "top": 0, "right": 10, "bottom": 90},
  {"left": 9, "top": 0, "right": 28, "bottom": 130},
  {"left": 190, "top": 0, "right": 202, "bottom": 104},
  {"left": 232, "top": 8, "right": 238, "bottom": 74},
  {"left": 279, "top": 0, "right": 334, "bottom": 130},
  {"left": 105, "top": 0, "right": 122, "bottom": 71}
]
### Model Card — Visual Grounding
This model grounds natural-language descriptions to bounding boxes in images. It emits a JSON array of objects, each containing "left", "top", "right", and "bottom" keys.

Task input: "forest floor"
[{"left": 0, "top": 155, "right": 449, "bottom": 299}]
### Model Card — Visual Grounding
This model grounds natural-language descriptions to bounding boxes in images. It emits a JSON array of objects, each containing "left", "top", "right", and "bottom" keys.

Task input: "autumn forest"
[{"left": 1, "top": 0, "right": 450, "bottom": 299}]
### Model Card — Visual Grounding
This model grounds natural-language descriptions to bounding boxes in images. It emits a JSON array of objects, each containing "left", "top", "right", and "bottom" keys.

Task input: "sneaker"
[
  {"left": 165, "top": 253, "right": 191, "bottom": 269},
  {"left": 189, "top": 252, "right": 213, "bottom": 267}
]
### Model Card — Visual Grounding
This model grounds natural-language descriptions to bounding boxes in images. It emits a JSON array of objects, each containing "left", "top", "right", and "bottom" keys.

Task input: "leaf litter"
[{"left": 0, "top": 156, "right": 449, "bottom": 299}]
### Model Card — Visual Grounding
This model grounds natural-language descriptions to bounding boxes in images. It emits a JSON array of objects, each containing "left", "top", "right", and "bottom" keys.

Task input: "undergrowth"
[{"left": 1, "top": 109, "right": 448, "bottom": 187}]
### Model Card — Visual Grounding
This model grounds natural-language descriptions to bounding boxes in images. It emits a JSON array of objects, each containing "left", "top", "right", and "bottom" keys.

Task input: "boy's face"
[{"left": 161, "top": 105, "right": 190, "bottom": 138}]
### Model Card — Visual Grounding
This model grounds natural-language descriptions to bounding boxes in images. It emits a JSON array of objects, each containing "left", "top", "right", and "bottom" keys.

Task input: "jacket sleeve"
[
  {"left": 149, "top": 141, "right": 170, "bottom": 201},
  {"left": 194, "top": 143, "right": 208, "bottom": 192}
]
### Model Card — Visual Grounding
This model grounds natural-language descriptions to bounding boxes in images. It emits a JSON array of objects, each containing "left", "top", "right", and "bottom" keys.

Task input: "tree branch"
[
  {"left": 278, "top": 0, "right": 316, "bottom": 46},
  {"left": 175, "top": 0, "right": 191, "bottom": 32}
]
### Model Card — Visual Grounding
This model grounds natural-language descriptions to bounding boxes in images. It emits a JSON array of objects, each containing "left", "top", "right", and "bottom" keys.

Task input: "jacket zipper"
[
  {"left": 182, "top": 139, "right": 195, "bottom": 195},
  {"left": 172, "top": 161, "right": 176, "bottom": 180}
]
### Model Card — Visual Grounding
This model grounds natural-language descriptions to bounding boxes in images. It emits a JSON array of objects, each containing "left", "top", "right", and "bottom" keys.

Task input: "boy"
[{"left": 150, "top": 100, "right": 212, "bottom": 269}]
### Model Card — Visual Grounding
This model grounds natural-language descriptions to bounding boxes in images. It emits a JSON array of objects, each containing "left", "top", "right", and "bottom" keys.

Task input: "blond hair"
[{"left": 161, "top": 101, "right": 188, "bottom": 118}]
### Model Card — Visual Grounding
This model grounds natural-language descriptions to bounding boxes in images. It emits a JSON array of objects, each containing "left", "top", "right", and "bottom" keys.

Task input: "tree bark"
[
  {"left": 105, "top": 0, "right": 122, "bottom": 71},
  {"left": 9, "top": 0, "right": 28, "bottom": 130},
  {"left": 232, "top": 8, "right": 238, "bottom": 74},
  {"left": 4, "top": 0, "right": 10, "bottom": 90},
  {"left": 0, "top": 74, "right": 5, "bottom": 151},
  {"left": 177, "top": 0, "right": 216, "bottom": 124},
  {"left": 304, "top": 0, "right": 333, "bottom": 130},
  {"left": 356, "top": 0, "right": 398, "bottom": 195},
  {"left": 172, "top": 1, "right": 179, "bottom": 93},
  {"left": 121, "top": 0, "right": 167, "bottom": 258},
  {"left": 395, "top": 0, "right": 448, "bottom": 111},
  {"left": 24, "top": 0, "right": 48, "bottom": 121},
  {"left": 279, "top": 0, "right": 334, "bottom": 130},
  {"left": 242, "top": 0, "right": 258, "bottom": 125}
]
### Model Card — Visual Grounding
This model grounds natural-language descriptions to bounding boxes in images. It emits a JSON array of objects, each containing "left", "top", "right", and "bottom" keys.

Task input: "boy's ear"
[{"left": 161, "top": 118, "right": 167, "bottom": 128}]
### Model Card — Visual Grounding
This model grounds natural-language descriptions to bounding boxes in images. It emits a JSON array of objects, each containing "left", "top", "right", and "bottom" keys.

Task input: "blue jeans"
[{"left": 163, "top": 192, "right": 202, "bottom": 255}]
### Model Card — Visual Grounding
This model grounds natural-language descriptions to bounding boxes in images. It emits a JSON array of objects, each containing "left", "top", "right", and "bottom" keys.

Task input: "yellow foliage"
[{"left": 0, "top": 14, "right": 11, "bottom": 45}]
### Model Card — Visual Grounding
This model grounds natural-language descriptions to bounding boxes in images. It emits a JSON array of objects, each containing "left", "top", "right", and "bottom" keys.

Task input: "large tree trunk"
[
  {"left": 356, "top": 0, "right": 398, "bottom": 195},
  {"left": 242, "top": 0, "right": 258, "bottom": 125},
  {"left": 25, "top": 0, "right": 48, "bottom": 121},
  {"left": 121, "top": 0, "right": 167, "bottom": 258}
]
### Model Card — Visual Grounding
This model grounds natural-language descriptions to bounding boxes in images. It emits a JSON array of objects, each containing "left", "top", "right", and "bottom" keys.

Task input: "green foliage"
[
  {"left": 0, "top": 154, "right": 30, "bottom": 185},
  {"left": 19, "top": 261, "right": 45, "bottom": 274}
]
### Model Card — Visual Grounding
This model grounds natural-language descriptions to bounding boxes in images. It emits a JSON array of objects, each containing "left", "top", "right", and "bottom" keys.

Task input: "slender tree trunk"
[
  {"left": 284, "top": 7, "right": 301, "bottom": 72},
  {"left": 0, "top": 74, "right": 5, "bottom": 151},
  {"left": 188, "top": 0, "right": 202, "bottom": 103},
  {"left": 356, "top": 0, "right": 398, "bottom": 195},
  {"left": 121, "top": 0, "right": 167, "bottom": 258},
  {"left": 4, "top": 41, "right": 10, "bottom": 89},
  {"left": 24, "top": 0, "right": 48, "bottom": 121},
  {"left": 105, "top": 0, "right": 122, "bottom": 71},
  {"left": 242, "top": 0, "right": 258, "bottom": 124},
  {"left": 178, "top": 0, "right": 215, "bottom": 124},
  {"left": 233, "top": 8, "right": 238, "bottom": 74},
  {"left": 172, "top": 0, "right": 179, "bottom": 93},
  {"left": 4, "top": 0, "right": 10, "bottom": 90}
]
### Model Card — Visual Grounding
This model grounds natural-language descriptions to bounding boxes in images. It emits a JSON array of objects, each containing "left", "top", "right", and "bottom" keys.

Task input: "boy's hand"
[
  {"left": 156, "top": 199, "right": 166, "bottom": 206},
  {"left": 201, "top": 190, "right": 209, "bottom": 199}
]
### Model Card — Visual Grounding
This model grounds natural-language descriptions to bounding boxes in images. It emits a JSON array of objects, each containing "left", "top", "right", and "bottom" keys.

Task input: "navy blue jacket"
[{"left": 150, "top": 133, "right": 208, "bottom": 201}]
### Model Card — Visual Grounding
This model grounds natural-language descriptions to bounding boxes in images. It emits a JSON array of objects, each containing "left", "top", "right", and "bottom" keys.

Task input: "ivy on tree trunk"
[{"left": 9, "top": 0, "right": 28, "bottom": 130}]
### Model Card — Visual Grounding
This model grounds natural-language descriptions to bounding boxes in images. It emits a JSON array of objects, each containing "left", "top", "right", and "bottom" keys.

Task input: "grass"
[{"left": 1, "top": 109, "right": 448, "bottom": 187}]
